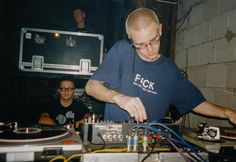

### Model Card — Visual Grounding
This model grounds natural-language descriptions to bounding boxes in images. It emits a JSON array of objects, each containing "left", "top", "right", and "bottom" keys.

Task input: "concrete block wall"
[{"left": 175, "top": 0, "right": 236, "bottom": 128}]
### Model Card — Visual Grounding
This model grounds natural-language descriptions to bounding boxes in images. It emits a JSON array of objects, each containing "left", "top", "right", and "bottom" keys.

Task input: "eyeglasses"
[
  {"left": 131, "top": 34, "right": 160, "bottom": 50},
  {"left": 58, "top": 87, "right": 75, "bottom": 92}
]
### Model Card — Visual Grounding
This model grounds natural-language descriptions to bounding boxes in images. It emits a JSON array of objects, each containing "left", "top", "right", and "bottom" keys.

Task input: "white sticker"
[{"left": 25, "top": 32, "right": 32, "bottom": 39}]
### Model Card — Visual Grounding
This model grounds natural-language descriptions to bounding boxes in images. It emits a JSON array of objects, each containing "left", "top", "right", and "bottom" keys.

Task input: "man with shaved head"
[{"left": 85, "top": 8, "right": 236, "bottom": 125}]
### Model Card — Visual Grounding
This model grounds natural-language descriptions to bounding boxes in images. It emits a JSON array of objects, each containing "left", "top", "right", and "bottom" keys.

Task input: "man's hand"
[
  {"left": 113, "top": 94, "right": 147, "bottom": 122},
  {"left": 38, "top": 113, "right": 56, "bottom": 125}
]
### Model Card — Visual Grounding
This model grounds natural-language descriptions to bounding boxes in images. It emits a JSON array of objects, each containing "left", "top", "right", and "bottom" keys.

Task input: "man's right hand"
[
  {"left": 38, "top": 113, "right": 56, "bottom": 125},
  {"left": 113, "top": 94, "right": 147, "bottom": 122}
]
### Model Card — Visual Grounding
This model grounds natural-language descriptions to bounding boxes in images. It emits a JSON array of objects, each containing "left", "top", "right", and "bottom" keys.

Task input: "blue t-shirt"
[{"left": 91, "top": 40, "right": 205, "bottom": 122}]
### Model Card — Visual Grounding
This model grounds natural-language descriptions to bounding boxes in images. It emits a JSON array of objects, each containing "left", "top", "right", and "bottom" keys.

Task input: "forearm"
[
  {"left": 74, "top": 119, "right": 85, "bottom": 128},
  {"left": 85, "top": 79, "right": 121, "bottom": 103},
  {"left": 85, "top": 79, "right": 147, "bottom": 122},
  {"left": 193, "top": 101, "right": 235, "bottom": 119}
]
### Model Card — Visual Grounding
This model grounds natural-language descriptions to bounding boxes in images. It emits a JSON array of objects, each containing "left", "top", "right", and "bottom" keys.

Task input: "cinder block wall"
[{"left": 175, "top": 0, "right": 236, "bottom": 128}]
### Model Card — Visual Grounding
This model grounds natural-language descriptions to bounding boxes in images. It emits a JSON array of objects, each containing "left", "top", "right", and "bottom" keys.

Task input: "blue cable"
[
  {"left": 131, "top": 125, "right": 170, "bottom": 139},
  {"left": 148, "top": 123, "right": 207, "bottom": 162}
]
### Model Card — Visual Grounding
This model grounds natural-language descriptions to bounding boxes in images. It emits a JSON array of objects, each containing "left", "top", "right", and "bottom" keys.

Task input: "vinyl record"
[{"left": 0, "top": 125, "right": 71, "bottom": 144}]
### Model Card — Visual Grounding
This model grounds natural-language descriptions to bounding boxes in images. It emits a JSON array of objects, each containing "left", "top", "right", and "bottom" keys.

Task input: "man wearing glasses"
[
  {"left": 39, "top": 76, "right": 91, "bottom": 127},
  {"left": 85, "top": 8, "right": 236, "bottom": 124}
]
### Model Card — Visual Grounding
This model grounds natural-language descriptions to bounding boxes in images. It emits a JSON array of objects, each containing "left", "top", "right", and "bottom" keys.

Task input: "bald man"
[{"left": 85, "top": 8, "right": 236, "bottom": 125}]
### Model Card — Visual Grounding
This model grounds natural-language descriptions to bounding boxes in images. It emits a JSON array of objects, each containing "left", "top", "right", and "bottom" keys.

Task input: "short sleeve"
[
  {"left": 90, "top": 40, "right": 130, "bottom": 89},
  {"left": 171, "top": 71, "right": 206, "bottom": 115}
]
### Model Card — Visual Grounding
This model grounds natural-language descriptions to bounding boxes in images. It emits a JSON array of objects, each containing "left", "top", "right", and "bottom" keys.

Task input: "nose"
[{"left": 146, "top": 43, "right": 154, "bottom": 52}]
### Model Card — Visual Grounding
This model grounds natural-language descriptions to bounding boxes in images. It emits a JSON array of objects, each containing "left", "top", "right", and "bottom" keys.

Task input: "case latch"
[
  {"left": 80, "top": 59, "right": 91, "bottom": 74},
  {"left": 32, "top": 55, "right": 44, "bottom": 71}
]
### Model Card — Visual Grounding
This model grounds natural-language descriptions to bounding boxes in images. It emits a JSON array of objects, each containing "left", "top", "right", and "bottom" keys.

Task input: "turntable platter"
[{"left": 0, "top": 125, "right": 71, "bottom": 143}]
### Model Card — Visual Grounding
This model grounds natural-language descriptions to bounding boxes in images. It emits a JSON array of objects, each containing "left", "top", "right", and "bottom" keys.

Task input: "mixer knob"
[
  {"left": 118, "top": 134, "right": 124, "bottom": 141},
  {"left": 102, "top": 134, "right": 108, "bottom": 141},
  {"left": 107, "top": 134, "right": 113, "bottom": 141},
  {"left": 112, "top": 134, "right": 118, "bottom": 140}
]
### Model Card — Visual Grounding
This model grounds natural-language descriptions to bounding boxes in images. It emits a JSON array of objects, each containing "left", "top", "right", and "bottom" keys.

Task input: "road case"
[{"left": 18, "top": 27, "right": 104, "bottom": 75}]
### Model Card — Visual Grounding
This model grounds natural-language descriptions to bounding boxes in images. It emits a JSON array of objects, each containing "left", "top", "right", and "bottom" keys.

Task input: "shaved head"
[{"left": 126, "top": 8, "right": 160, "bottom": 36}]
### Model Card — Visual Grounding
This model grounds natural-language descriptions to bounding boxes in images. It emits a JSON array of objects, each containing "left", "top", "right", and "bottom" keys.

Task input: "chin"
[{"left": 145, "top": 56, "right": 159, "bottom": 62}]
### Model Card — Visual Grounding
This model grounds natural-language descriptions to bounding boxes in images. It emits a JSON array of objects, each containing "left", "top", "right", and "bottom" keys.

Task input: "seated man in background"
[{"left": 38, "top": 76, "right": 91, "bottom": 128}]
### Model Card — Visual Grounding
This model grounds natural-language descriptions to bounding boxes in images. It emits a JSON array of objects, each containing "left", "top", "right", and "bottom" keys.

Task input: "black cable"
[
  {"left": 175, "top": 6, "right": 192, "bottom": 32},
  {"left": 90, "top": 133, "right": 106, "bottom": 150},
  {"left": 141, "top": 137, "right": 157, "bottom": 162}
]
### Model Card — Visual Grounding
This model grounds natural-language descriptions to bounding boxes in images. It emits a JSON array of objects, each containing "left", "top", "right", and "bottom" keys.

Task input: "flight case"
[{"left": 18, "top": 27, "right": 104, "bottom": 75}]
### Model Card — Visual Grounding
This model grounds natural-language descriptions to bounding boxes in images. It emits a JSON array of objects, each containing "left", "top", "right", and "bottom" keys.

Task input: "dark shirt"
[
  {"left": 69, "top": 26, "right": 95, "bottom": 33},
  {"left": 42, "top": 98, "right": 90, "bottom": 125},
  {"left": 91, "top": 39, "right": 206, "bottom": 122}
]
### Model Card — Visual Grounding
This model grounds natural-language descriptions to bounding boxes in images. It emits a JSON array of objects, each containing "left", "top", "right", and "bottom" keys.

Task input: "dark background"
[{"left": 0, "top": 0, "right": 177, "bottom": 123}]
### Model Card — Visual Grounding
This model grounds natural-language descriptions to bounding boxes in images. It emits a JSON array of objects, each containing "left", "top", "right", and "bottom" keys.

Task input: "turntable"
[
  {"left": 0, "top": 124, "right": 82, "bottom": 161},
  {"left": 182, "top": 127, "right": 236, "bottom": 153}
]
